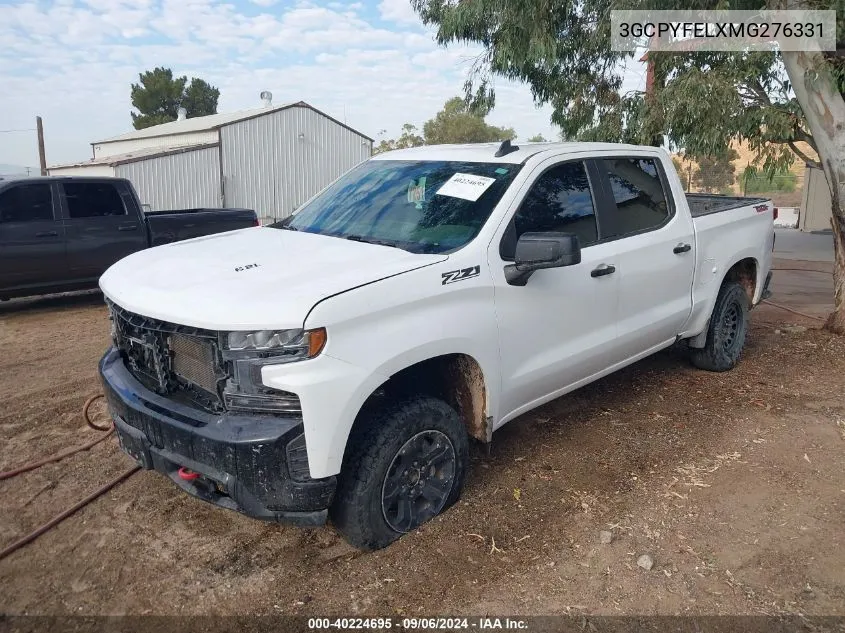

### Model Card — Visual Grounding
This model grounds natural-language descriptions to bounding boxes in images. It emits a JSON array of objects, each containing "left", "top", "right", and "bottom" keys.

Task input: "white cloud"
[
  {"left": 378, "top": 0, "right": 419, "bottom": 25},
  {"left": 0, "top": 0, "right": 564, "bottom": 167}
]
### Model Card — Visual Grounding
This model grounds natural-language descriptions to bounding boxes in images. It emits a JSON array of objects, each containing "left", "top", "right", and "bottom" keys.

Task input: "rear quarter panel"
[{"left": 682, "top": 201, "right": 774, "bottom": 338}]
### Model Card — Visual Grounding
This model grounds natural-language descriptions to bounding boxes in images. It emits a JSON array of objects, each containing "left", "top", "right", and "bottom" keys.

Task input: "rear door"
[
  {"left": 0, "top": 181, "right": 67, "bottom": 293},
  {"left": 593, "top": 155, "right": 695, "bottom": 359},
  {"left": 60, "top": 180, "right": 148, "bottom": 280}
]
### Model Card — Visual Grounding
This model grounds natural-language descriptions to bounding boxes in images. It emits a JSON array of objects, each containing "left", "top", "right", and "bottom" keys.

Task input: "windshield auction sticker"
[{"left": 436, "top": 173, "right": 496, "bottom": 202}]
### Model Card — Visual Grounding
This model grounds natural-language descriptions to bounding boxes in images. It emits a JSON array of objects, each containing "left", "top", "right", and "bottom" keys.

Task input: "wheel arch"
[
  {"left": 688, "top": 256, "right": 758, "bottom": 348},
  {"left": 346, "top": 352, "right": 492, "bottom": 460},
  {"left": 723, "top": 256, "right": 759, "bottom": 303}
]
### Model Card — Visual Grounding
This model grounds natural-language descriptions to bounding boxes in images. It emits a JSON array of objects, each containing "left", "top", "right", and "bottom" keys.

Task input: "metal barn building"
[{"left": 49, "top": 100, "right": 373, "bottom": 223}]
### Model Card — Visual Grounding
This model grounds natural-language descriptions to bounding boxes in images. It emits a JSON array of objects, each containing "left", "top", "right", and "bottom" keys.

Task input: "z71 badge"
[
  {"left": 234, "top": 263, "right": 260, "bottom": 272},
  {"left": 441, "top": 265, "right": 481, "bottom": 285}
]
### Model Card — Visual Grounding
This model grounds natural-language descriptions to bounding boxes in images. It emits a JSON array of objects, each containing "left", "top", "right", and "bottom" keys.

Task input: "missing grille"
[{"left": 170, "top": 334, "right": 221, "bottom": 394}]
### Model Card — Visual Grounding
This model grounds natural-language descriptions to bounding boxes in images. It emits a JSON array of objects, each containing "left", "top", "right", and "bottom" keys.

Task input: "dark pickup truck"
[{"left": 0, "top": 176, "right": 258, "bottom": 300}]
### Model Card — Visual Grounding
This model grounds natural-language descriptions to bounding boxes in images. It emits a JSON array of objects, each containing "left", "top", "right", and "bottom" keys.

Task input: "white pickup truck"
[{"left": 99, "top": 141, "right": 774, "bottom": 549}]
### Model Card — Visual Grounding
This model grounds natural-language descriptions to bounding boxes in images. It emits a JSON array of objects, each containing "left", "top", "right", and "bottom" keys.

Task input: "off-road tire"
[
  {"left": 690, "top": 281, "right": 750, "bottom": 372},
  {"left": 330, "top": 396, "right": 468, "bottom": 550}
]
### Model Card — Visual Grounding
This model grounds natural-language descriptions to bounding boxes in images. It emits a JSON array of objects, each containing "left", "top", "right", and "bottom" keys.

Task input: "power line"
[{"left": 0, "top": 128, "right": 36, "bottom": 134}]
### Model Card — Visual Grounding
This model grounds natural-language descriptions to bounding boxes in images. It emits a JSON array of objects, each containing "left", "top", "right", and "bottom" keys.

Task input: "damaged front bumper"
[{"left": 99, "top": 347, "right": 336, "bottom": 526}]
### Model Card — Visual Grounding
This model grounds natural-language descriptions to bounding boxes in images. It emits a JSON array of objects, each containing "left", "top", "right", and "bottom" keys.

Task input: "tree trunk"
[
  {"left": 781, "top": 48, "right": 845, "bottom": 333},
  {"left": 829, "top": 214, "right": 845, "bottom": 333}
]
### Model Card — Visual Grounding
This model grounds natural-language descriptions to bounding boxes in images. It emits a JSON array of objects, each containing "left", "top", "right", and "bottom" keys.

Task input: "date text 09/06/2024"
[{"left": 307, "top": 617, "right": 529, "bottom": 630}]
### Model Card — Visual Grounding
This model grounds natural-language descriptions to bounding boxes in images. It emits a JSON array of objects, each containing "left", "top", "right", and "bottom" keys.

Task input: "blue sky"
[{"left": 0, "top": 0, "right": 646, "bottom": 168}]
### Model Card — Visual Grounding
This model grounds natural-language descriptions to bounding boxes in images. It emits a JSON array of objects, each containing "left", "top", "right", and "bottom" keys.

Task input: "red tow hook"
[{"left": 177, "top": 467, "right": 201, "bottom": 481}]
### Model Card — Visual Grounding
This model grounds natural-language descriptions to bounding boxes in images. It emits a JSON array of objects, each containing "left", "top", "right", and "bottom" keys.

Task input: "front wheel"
[
  {"left": 690, "top": 281, "right": 750, "bottom": 372},
  {"left": 330, "top": 396, "right": 469, "bottom": 550}
]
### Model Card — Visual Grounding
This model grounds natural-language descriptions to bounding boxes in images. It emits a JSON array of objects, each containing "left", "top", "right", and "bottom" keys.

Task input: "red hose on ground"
[
  {"left": 761, "top": 300, "right": 825, "bottom": 322},
  {"left": 762, "top": 267, "right": 829, "bottom": 323},
  {"left": 0, "top": 393, "right": 141, "bottom": 561},
  {"left": 0, "top": 394, "right": 112, "bottom": 480},
  {"left": 0, "top": 465, "right": 140, "bottom": 561}
]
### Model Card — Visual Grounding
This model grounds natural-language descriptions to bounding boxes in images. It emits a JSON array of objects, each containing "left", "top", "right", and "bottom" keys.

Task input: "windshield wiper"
[{"left": 343, "top": 234, "right": 402, "bottom": 249}]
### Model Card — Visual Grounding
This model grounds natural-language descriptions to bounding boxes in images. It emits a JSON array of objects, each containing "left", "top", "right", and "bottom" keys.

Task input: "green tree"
[
  {"left": 527, "top": 133, "right": 548, "bottom": 142},
  {"left": 422, "top": 97, "right": 515, "bottom": 145},
  {"left": 130, "top": 67, "right": 220, "bottom": 130},
  {"left": 181, "top": 78, "right": 220, "bottom": 121},
  {"left": 412, "top": 1, "right": 632, "bottom": 144},
  {"left": 412, "top": 0, "right": 845, "bottom": 332},
  {"left": 743, "top": 167, "right": 799, "bottom": 194},
  {"left": 692, "top": 149, "right": 739, "bottom": 194},
  {"left": 672, "top": 155, "right": 692, "bottom": 191},
  {"left": 374, "top": 123, "right": 425, "bottom": 154}
]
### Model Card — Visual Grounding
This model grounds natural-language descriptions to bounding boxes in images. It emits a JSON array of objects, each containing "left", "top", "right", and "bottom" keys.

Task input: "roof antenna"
[{"left": 494, "top": 139, "right": 519, "bottom": 157}]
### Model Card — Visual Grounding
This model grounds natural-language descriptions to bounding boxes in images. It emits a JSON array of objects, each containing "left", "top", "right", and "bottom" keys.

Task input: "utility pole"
[{"left": 36, "top": 116, "right": 47, "bottom": 176}]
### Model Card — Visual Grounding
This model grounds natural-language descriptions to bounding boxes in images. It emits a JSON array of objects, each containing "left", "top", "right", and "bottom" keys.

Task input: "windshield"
[{"left": 271, "top": 160, "right": 522, "bottom": 254}]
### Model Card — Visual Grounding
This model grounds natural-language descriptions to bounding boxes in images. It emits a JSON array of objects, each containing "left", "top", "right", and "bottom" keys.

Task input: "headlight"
[{"left": 222, "top": 327, "right": 327, "bottom": 360}]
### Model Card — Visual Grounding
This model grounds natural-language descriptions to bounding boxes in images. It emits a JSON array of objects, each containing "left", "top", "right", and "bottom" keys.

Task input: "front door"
[
  {"left": 0, "top": 182, "right": 67, "bottom": 293},
  {"left": 489, "top": 159, "right": 620, "bottom": 423},
  {"left": 61, "top": 180, "right": 148, "bottom": 280}
]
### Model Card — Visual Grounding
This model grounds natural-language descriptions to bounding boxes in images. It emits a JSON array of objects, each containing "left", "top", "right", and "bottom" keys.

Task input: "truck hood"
[{"left": 99, "top": 227, "right": 447, "bottom": 330}]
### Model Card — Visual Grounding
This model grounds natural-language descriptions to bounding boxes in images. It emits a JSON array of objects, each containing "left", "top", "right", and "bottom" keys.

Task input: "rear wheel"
[
  {"left": 330, "top": 396, "right": 468, "bottom": 550},
  {"left": 690, "top": 281, "right": 750, "bottom": 372}
]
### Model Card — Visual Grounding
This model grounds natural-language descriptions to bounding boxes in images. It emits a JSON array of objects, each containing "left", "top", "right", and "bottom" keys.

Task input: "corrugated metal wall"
[
  {"left": 94, "top": 131, "right": 218, "bottom": 158},
  {"left": 221, "top": 106, "right": 372, "bottom": 222},
  {"left": 116, "top": 146, "right": 221, "bottom": 211}
]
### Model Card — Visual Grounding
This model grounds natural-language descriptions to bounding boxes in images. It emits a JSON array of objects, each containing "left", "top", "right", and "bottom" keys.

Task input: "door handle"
[
  {"left": 118, "top": 224, "right": 139, "bottom": 232},
  {"left": 35, "top": 230, "right": 58, "bottom": 238},
  {"left": 673, "top": 243, "right": 692, "bottom": 254},
  {"left": 590, "top": 264, "right": 616, "bottom": 278}
]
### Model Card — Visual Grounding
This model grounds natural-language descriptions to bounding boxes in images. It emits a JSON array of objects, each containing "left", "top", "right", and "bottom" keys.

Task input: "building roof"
[
  {"left": 94, "top": 101, "right": 373, "bottom": 144},
  {"left": 371, "top": 141, "right": 660, "bottom": 165},
  {"left": 49, "top": 143, "right": 218, "bottom": 170}
]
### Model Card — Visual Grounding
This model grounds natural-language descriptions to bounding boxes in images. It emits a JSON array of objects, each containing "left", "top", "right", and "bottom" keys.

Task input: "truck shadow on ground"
[
  {"left": 315, "top": 333, "right": 762, "bottom": 552},
  {"left": 467, "top": 341, "right": 730, "bottom": 477}
]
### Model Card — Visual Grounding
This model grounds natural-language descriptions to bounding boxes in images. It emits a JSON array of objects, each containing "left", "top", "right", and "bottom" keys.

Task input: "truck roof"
[
  {"left": 371, "top": 141, "right": 662, "bottom": 165},
  {"left": 0, "top": 175, "right": 129, "bottom": 190}
]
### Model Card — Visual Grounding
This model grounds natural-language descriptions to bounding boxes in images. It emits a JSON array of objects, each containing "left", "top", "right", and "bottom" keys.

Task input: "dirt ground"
[{"left": 1, "top": 266, "right": 843, "bottom": 618}]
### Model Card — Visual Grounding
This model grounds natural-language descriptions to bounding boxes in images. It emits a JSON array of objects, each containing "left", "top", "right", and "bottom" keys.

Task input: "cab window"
[
  {"left": 0, "top": 184, "right": 54, "bottom": 223},
  {"left": 599, "top": 158, "right": 671, "bottom": 238},
  {"left": 500, "top": 161, "right": 596, "bottom": 259}
]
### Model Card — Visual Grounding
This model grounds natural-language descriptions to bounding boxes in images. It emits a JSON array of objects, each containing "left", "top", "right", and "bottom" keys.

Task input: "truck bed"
[
  {"left": 686, "top": 194, "right": 770, "bottom": 218},
  {"left": 145, "top": 208, "right": 258, "bottom": 246}
]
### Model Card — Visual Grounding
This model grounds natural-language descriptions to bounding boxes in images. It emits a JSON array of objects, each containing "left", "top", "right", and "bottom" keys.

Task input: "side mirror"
[{"left": 504, "top": 232, "right": 581, "bottom": 286}]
